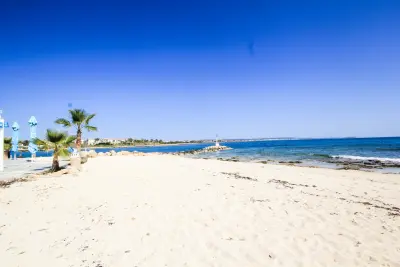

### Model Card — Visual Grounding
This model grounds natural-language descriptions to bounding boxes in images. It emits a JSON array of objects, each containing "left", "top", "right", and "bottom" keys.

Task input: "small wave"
[
  {"left": 311, "top": 153, "right": 333, "bottom": 159},
  {"left": 333, "top": 155, "right": 400, "bottom": 163}
]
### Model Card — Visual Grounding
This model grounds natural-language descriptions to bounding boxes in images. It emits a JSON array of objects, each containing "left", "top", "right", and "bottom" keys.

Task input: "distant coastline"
[
  {"left": 85, "top": 142, "right": 206, "bottom": 149},
  {"left": 12, "top": 138, "right": 400, "bottom": 173}
]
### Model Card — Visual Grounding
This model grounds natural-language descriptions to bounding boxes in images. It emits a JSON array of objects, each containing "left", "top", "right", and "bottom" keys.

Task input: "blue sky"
[{"left": 1, "top": 0, "right": 399, "bottom": 140}]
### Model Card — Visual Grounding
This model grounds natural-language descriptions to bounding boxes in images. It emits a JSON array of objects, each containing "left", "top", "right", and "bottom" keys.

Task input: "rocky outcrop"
[
  {"left": 70, "top": 156, "right": 82, "bottom": 171},
  {"left": 259, "top": 160, "right": 274, "bottom": 164},
  {"left": 81, "top": 156, "right": 88, "bottom": 164},
  {"left": 324, "top": 157, "right": 400, "bottom": 170},
  {"left": 173, "top": 145, "right": 232, "bottom": 156},
  {"left": 79, "top": 151, "right": 88, "bottom": 164},
  {"left": 203, "top": 146, "right": 232, "bottom": 152},
  {"left": 217, "top": 157, "right": 240, "bottom": 162},
  {"left": 88, "top": 150, "right": 98, "bottom": 158}
]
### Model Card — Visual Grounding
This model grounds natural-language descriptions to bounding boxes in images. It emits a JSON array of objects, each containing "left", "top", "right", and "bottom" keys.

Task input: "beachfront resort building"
[
  {"left": 86, "top": 139, "right": 97, "bottom": 146},
  {"left": 85, "top": 138, "right": 128, "bottom": 146}
]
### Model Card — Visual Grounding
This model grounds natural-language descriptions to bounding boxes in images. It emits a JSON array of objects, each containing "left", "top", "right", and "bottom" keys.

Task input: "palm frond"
[
  {"left": 4, "top": 137, "right": 12, "bottom": 150},
  {"left": 46, "top": 129, "right": 67, "bottom": 144},
  {"left": 85, "top": 125, "right": 98, "bottom": 132},
  {"left": 64, "top": 135, "right": 77, "bottom": 146},
  {"left": 58, "top": 148, "right": 70, "bottom": 158},
  {"left": 69, "top": 109, "right": 87, "bottom": 124},
  {"left": 33, "top": 137, "right": 46, "bottom": 146},
  {"left": 85, "top": 113, "right": 96, "bottom": 125},
  {"left": 55, "top": 118, "right": 72, "bottom": 127},
  {"left": 33, "top": 138, "right": 51, "bottom": 151}
]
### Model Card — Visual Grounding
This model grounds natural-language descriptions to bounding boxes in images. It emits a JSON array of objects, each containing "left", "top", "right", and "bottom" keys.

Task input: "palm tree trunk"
[
  {"left": 51, "top": 154, "right": 60, "bottom": 172},
  {"left": 76, "top": 128, "right": 82, "bottom": 151}
]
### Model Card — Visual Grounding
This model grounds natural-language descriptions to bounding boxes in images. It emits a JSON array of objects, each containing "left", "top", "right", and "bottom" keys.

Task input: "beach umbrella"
[
  {"left": 11, "top": 122, "right": 19, "bottom": 159},
  {"left": 28, "top": 116, "right": 38, "bottom": 158},
  {"left": 0, "top": 122, "right": 10, "bottom": 128}
]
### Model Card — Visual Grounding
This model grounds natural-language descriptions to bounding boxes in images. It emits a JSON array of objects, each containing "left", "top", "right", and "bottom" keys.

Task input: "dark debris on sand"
[
  {"left": 268, "top": 179, "right": 316, "bottom": 189},
  {"left": 221, "top": 172, "right": 258, "bottom": 182}
]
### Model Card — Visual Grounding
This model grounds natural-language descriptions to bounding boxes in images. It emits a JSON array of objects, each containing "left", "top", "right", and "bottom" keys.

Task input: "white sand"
[{"left": 1, "top": 155, "right": 399, "bottom": 267}]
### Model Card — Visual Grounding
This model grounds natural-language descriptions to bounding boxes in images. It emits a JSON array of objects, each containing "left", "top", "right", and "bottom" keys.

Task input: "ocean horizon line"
[{"left": 218, "top": 136, "right": 400, "bottom": 141}]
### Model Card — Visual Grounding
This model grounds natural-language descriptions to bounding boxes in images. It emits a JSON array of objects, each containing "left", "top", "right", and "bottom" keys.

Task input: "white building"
[
  {"left": 86, "top": 139, "right": 97, "bottom": 146},
  {"left": 106, "top": 138, "right": 127, "bottom": 145},
  {"left": 86, "top": 138, "right": 128, "bottom": 146}
]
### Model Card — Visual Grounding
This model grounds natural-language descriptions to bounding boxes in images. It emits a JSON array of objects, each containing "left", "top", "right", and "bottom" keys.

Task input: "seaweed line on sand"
[
  {"left": 268, "top": 179, "right": 316, "bottom": 189},
  {"left": 267, "top": 178, "right": 400, "bottom": 217},
  {"left": 337, "top": 197, "right": 400, "bottom": 217},
  {"left": 0, "top": 177, "right": 32, "bottom": 188},
  {"left": 221, "top": 172, "right": 258, "bottom": 182}
]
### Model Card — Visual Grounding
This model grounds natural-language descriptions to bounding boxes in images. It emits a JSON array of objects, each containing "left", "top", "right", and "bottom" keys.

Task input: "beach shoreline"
[
  {"left": 85, "top": 142, "right": 206, "bottom": 149},
  {"left": 15, "top": 138, "right": 400, "bottom": 173},
  {"left": 1, "top": 155, "right": 399, "bottom": 266},
  {"left": 4, "top": 148, "right": 400, "bottom": 178},
  {"left": 199, "top": 155, "right": 400, "bottom": 174}
]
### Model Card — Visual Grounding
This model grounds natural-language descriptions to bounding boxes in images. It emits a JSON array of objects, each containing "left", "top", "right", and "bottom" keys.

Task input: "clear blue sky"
[{"left": 1, "top": 0, "right": 399, "bottom": 140}]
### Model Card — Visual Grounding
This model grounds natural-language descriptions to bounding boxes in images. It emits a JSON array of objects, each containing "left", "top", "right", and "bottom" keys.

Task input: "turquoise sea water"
[
  {"left": 202, "top": 137, "right": 400, "bottom": 163},
  {"left": 17, "top": 137, "right": 400, "bottom": 164}
]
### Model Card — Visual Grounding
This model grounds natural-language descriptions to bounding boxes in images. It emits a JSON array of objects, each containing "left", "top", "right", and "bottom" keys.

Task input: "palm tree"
[
  {"left": 4, "top": 137, "right": 12, "bottom": 151},
  {"left": 55, "top": 109, "right": 97, "bottom": 151},
  {"left": 3, "top": 137, "right": 12, "bottom": 159},
  {"left": 34, "top": 129, "right": 76, "bottom": 172}
]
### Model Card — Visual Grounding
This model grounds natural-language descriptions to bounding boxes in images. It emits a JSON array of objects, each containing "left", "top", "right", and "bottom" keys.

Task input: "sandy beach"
[{"left": 1, "top": 155, "right": 399, "bottom": 267}]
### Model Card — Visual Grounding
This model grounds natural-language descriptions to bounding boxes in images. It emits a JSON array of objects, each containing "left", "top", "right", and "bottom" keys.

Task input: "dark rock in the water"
[
  {"left": 215, "top": 157, "right": 239, "bottom": 162},
  {"left": 363, "top": 160, "right": 375, "bottom": 165},
  {"left": 259, "top": 159, "right": 274, "bottom": 164},
  {"left": 278, "top": 160, "right": 302, "bottom": 165},
  {"left": 325, "top": 157, "right": 400, "bottom": 170},
  {"left": 173, "top": 145, "right": 232, "bottom": 156}
]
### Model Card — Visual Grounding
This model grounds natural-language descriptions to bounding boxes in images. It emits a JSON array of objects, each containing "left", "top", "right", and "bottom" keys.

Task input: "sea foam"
[{"left": 333, "top": 155, "right": 400, "bottom": 163}]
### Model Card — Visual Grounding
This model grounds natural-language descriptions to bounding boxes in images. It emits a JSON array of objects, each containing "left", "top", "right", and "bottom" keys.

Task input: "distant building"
[
  {"left": 106, "top": 138, "right": 127, "bottom": 145},
  {"left": 86, "top": 138, "right": 128, "bottom": 146},
  {"left": 86, "top": 139, "right": 97, "bottom": 146}
]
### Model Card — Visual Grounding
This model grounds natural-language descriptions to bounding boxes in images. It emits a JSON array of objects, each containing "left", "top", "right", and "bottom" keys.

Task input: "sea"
[{"left": 17, "top": 137, "right": 400, "bottom": 170}]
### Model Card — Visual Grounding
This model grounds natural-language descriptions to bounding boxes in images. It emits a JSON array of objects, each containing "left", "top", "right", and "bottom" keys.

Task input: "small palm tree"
[
  {"left": 3, "top": 137, "right": 12, "bottom": 159},
  {"left": 55, "top": 109, "right": 97, "bottom": 151},
  {"left": 4, "top": 137, "right": 12, "bottom": 151},
  {"left": 34, "top": 129, "right": 76, "bottom": 172}
]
